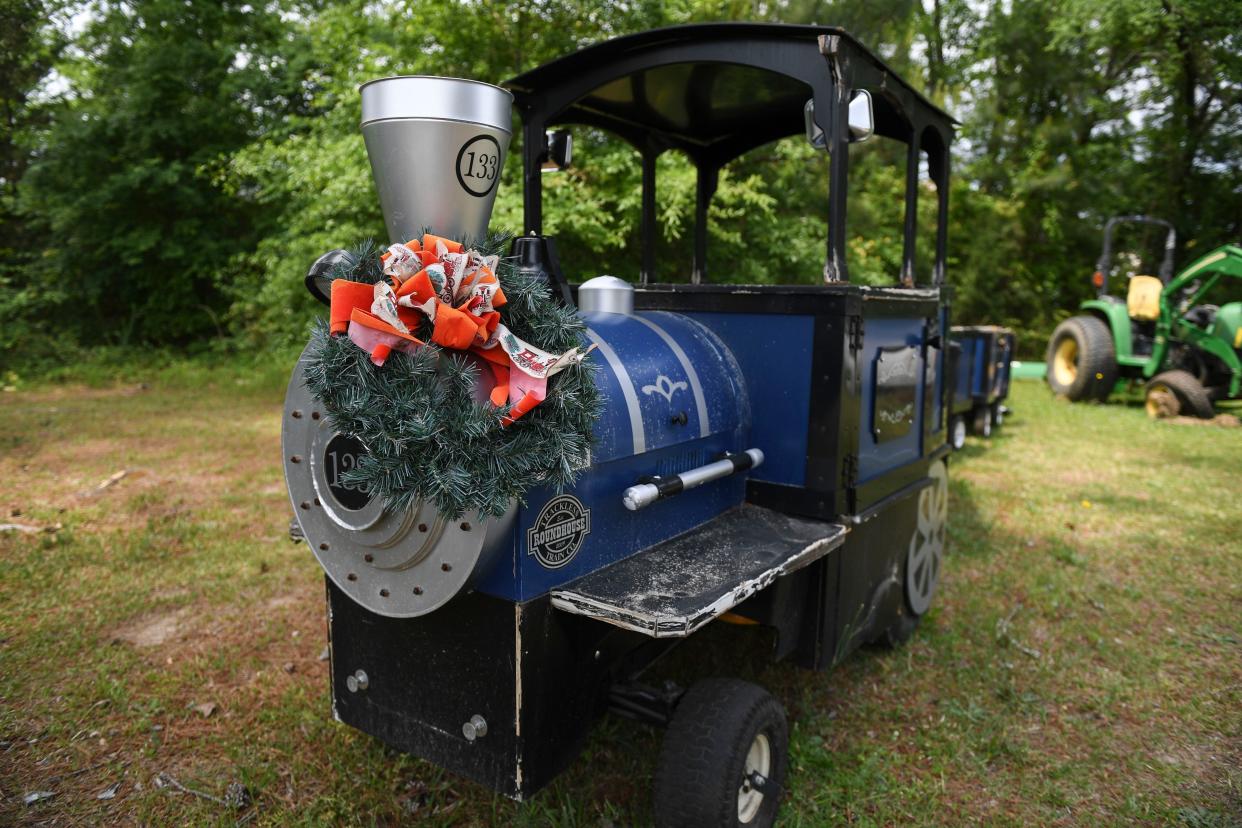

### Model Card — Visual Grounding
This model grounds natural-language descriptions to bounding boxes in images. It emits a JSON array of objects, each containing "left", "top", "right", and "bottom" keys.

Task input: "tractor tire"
[
  {"left": 1145, "top": 370, "right": 1215, "bottom": 419},
  {"left": 1045, "top": 316, "right": 1118, "bottom": 402},
  {"left": 654, "top": 679, "right": 788, "bottom": 828}
]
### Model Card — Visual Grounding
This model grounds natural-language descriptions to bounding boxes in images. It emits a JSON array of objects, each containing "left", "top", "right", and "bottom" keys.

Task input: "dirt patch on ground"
[
  {"left": 0, "top": 383, "right": 151, "bottom": 403},
  {"left": 0, "top": 393, "right": 286, "bottom": 540},
  {"left": 111, "top": 609, "right": 189, "bottom": 648},
  {"left": 1163, "top": 413, "right": 1240, "bottom": 427}
]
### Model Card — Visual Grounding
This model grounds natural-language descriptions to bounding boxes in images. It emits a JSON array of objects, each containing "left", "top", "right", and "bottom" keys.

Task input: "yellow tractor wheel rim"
[
  {"left": 1053, "top": 338, "right": 1079, "bottom": 387},
  {"left": 1146, "top": 383, "right": 1178, "bottom": 418}
]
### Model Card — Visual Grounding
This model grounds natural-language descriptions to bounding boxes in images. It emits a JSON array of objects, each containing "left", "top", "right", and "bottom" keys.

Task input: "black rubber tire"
[
  {"left": 653, "top": 679, "right": 789, "bottom": 828},
  {"left": 991, "top": 403, "right": 1004, "bottom": 429},
  {"left": 1045, "top": 315, "right": 1118, "bottom": 402},
  {"left": 949, "top": 415, "right": 967, "bottom": 450},
  {"left": 1146, "top": 370, "right": 1215, "bottom": 419},
  {"left": 973, "top": 405, "right": 992, "bottom": 437}
]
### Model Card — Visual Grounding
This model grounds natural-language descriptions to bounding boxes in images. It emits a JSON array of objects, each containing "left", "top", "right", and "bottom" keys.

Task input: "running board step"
[{"left": 550, "top": 504, "right": 848, "bottom": 638}]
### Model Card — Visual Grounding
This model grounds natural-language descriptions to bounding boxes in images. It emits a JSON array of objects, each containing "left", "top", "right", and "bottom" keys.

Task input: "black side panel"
[
  {"left": 805, "top": 311, "right": 854, "bottom": 516},
  {"left": 513, "top": 600, "right": 628, "bottom": 796},
  {"left": 712, "top": 469, "right": 932, "bottom": 672},
  {"left": 328, "top": 584, "right": 522, "bottom": 796},
  {"left": 746, "top": 480, "right": 834, "bottom": 520},
  {"left": 997, "top": 331, "right": 1015, "bottom": 401},
  {"left": 730, "top": 552, "right": 842, "bottom": 669},
  {"left": 327, "top": 583, "right": 638, "bottom": 800},
  {"left": 820, "top": 477, "right": 925, "bottom": 669}
]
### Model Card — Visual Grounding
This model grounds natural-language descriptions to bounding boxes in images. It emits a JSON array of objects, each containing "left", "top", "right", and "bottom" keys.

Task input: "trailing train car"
[
  {"left": 284, "top": 24, "right": 957, "bottom": 827},
  {"left": 947, "top": 325, "right": 1015, "bottom": 448}
]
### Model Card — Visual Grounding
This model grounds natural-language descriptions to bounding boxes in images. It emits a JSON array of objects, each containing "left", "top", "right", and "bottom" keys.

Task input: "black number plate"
[{"left": 323, "top": 434, "right": 371, "bottom": 511}]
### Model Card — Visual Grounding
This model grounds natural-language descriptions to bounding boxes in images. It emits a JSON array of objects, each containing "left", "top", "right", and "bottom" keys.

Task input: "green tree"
[
  {"left": 225, "top": 0, "right": 689, "bottom": 348},
  {"left": 17, "top": 0, "right": 316, "bottom": 349},
  {"left": 4, "top": 0, "right": 1239, "bottom": 363},
  {"left": 944, "top": 0, "right": 1241, "bottom": 347},
  {"left": 0, "top": 0, "right": 67, "bottom": 365},
  {"left": 1051, "top": 0, "right": 1242, "bottom": 254}
]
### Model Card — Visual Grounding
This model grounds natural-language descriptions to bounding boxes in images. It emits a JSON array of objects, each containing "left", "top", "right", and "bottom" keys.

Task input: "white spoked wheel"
[
  {"left": 738, "top": 732, "right": 772, "bottom": 823},
  {"left": 906, "top": 459, "right": 948, "bottom": 615}
]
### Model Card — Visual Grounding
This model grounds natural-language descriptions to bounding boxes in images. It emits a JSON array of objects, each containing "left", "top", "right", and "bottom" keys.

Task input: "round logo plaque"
[{"left": 527, "top": 495, "right": 591, "bottom": 569}]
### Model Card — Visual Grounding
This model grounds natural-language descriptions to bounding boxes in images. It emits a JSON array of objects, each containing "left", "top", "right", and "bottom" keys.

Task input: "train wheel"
[
  {"left": 653, "top": 679, "right": 788, "bottom": 828},
  {"left": 973, "top": 405, "right": 993, "bottom": 438},
  {"left": 875, "top": 611, "right": 920, "bottom": 649},
  {"left": 950, "top": 416, "right": 967, "bottom": 450},
  {"left": 906, "top": 459, "right": 948, "bottom": 616}
]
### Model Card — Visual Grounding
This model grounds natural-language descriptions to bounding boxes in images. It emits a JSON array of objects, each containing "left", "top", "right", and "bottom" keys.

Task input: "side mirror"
[
  {"left": 803, "top": 91, "right": 875, "bottom": 148},
  {"left": 848, "top": 90, "right": 874, "bottom": 143},
  {"left": 542, "top": 129, "right": 572, "bottom": 172}
]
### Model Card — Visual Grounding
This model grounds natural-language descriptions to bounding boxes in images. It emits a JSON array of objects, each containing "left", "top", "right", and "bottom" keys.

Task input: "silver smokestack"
[{"left": 360, "top": 76, "right": 513, "bottom": 244}]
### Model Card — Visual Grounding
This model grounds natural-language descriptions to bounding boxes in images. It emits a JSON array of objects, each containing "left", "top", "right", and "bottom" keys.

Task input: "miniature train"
[
  {"left": 283, "top": 24, "right": 958, "bottom": 827},
  {"left": 947, "top": 325, "right": 1015, "bottom": 448}
]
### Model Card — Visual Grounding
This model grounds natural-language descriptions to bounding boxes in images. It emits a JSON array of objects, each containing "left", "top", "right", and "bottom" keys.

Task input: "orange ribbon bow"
[{"left": 328, "top": 235, "right": 592, "bottom": 424}]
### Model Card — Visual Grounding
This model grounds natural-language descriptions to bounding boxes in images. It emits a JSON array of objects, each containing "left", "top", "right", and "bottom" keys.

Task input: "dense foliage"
[{"left": 1, "top": 0, "right": 1238, "bottom": 370}]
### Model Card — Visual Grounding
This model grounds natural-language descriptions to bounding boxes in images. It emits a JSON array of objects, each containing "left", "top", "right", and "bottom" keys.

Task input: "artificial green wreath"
[{"left": 302, "top": 233, "right": 601, "bottom": 519}]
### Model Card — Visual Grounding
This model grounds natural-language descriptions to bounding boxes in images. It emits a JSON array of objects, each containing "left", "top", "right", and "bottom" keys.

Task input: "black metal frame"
[
  {"left": 1095, "top": 215, "right": 1177, "bottom": 293},
  {"left": 505, "top": 23, "right": 956, "bottom": 289}
]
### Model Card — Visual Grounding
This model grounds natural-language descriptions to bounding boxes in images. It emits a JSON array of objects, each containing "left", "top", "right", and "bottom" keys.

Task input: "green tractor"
[{"left": 1045, "top": 215, "right": 1242, "bottom": 418}]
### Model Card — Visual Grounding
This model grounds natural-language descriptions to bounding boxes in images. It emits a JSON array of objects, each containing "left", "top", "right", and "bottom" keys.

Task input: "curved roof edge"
[{"left": 504, "top": 22, "right": 957, "bottom": 127}]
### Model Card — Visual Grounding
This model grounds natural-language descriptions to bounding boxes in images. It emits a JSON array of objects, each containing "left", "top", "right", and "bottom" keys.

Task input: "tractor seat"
[{"left": 1127, "top": 275, "right": 1163, "bottom": 322}]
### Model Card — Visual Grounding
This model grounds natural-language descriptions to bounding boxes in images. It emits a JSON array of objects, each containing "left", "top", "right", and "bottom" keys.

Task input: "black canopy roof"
[
  {"left": 505, "top": 23, "right": 956, "bottom": 285},
  {"left": 505, "top": 23, "right": 955, "bottom": 167}
]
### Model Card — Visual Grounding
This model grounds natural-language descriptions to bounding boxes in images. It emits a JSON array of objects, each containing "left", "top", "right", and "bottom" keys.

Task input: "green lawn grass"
[{"left": 1, "top": 372, "right": 1238, "bottom": 826}]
